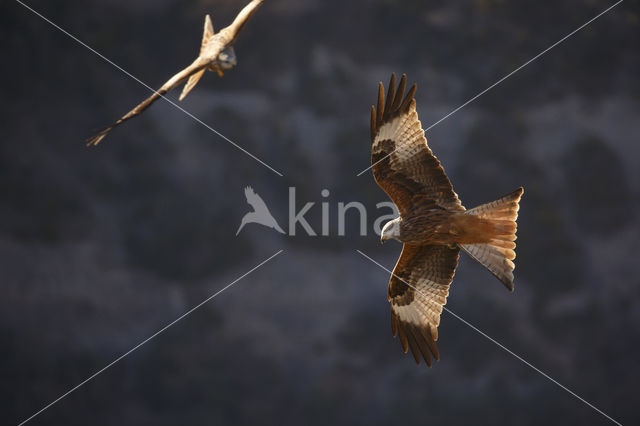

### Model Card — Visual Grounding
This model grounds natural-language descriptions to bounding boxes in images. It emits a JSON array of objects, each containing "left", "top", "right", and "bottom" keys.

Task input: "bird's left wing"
[
  {"left": 371, "top": 74, "right": 465, "bottom": 215},
  {"left": 388, "top": 243, "right": 460, "bottom": 366}
]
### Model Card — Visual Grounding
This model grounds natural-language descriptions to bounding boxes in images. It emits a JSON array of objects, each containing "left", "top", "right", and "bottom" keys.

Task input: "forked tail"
[{"left": 460, "top": 187, "right": 523, "bottom": 291}]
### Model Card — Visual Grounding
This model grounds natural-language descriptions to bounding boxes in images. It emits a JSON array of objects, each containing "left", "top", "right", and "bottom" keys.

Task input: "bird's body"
[
  {"left": 371, "top": 74, "right": 523, "bottom": 366},
  {"left": 86, "top": 0, "right": 264, "bottom": 146},
  {"left": 385, "top": 205, "right": 516, "bottom": 246}
]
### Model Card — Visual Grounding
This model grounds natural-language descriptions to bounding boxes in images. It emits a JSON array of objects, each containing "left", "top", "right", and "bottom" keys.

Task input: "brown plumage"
[
  {"left": 86, "top": 0, "right": 264, "bottom": 146},
  {"left": 371, "top": 73, "right": 524, "bottom": 365}
]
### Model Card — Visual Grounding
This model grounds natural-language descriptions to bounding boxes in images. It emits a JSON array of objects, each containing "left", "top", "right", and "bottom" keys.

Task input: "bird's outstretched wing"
[
  {"left": 242, "top": 186, "right": 285, "bottom": 234},
  {"left": 86, "top": 60, "right": 207, "bottom": 146},
  {"left": 388, "top": 244, "right": 460, "bottom": 366},
  {"left": 219, "top": 0, "right": 264, "bottom": 45},
  {"left": 371, "top": 73, "right": 465, "bottom": 215},
  {"left": 244, "top": 186, "right": 270, "bottom": 213}
]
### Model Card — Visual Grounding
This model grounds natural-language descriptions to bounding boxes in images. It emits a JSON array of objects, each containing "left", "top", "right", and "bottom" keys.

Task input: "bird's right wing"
[
  {"left": 388, "top": 244, "right": 460, "bottom": 366},
  {"left": 371, "top": 74, "right": 465, "bottom": 215},
  {"left": 220, "top": 0, "right": 264, "bottom": 45}
]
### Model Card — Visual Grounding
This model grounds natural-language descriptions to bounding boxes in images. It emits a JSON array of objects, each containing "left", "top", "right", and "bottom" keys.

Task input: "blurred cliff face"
[{"left": 2, "top": 0, "right": 639, "bottom": 425}]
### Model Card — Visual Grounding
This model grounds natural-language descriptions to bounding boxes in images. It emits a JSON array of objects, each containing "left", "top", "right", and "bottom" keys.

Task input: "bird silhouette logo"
[{"left": 236, "top": 186, "right": 286, "bottom": 236}]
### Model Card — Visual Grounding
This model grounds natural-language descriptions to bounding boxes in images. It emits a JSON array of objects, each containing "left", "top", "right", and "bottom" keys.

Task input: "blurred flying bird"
[
  {"left": 236, "top": 186, "right": 285, "bottom": 235},
  {"left": 86, "top": 0, "right": 264, "bottom": 146},
  {"left": 370, "top": 73, "right": 524, "bottom": 366}
]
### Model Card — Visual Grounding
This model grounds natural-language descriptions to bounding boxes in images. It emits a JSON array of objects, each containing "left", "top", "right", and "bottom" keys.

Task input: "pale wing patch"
[
  {"left": 391, "top": 277, "right": 449, "bottom": 338},
  {"left": 392, "top": 115, "right": 428, "bottom": 165},
  {"left": 373, "top": 115, "right": 405, "bottom": 151},
  {"left": 373, "top": 105, "right": 426, "bottom": 161},
  {"left": 393, "top": 304, "right": 422, "bottom": 324}
]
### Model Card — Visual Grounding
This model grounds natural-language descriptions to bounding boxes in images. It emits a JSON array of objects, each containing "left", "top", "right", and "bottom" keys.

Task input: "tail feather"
[
  {"left": 200, "top": 14, "right": 215, "bottom": 53},
  {"left": 178, "top": 14, "right": 214, "bottom": 102},
  {"left": 461, "top": 187, "right": 523, "bottom": 291}
]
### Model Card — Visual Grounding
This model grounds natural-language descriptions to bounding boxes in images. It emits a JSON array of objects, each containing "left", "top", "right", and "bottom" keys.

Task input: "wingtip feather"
[
  {"left": 383, "top": 73, "right": 397, "bottom": 119},
  {"left": 399, "top": 84, "right": 417, "bottom": 112},
  {"left": 370, "top": 105, "right": 376, "bottom": 139},
  {"left": 391, "top": 74, "right": 406, "bottom": 111},
  {"left": 86, "top": 129, "right": 109, "bottom": 146},
  {"left": 376, "top": 82, "right": 384, "bottom": 124}
]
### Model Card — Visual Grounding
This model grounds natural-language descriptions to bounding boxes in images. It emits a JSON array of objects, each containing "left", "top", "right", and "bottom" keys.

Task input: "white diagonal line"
[
  {"left": 15, "top": 0, "right": 284, "bottom": 177},
  {"left": 357, "top": 0, "right": 623, "bottom": 177},
  {"left": 18, "top": 249, "right": 284, "bottom": 426},
  {"left": 356, "top": 249, "right": 622, "bottom": 426}
]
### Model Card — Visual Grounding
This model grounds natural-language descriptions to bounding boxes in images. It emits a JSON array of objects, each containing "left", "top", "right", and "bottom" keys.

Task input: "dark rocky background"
[{"left": 2, "top": 0, "right": 639, "bottom": 424}]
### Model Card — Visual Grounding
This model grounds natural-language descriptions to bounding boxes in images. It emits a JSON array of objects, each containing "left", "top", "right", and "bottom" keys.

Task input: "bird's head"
[
  {"left": 380, "top": 218, "right": 401, "bottom": 243},
  {"left": 217, "top": 46, "right": 237, "bottom": 70}
]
